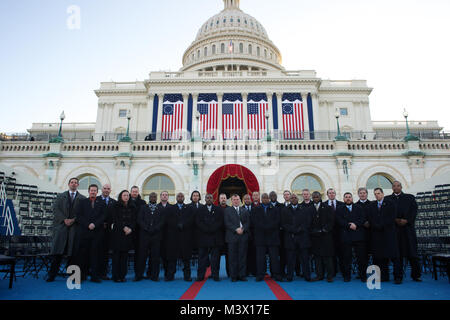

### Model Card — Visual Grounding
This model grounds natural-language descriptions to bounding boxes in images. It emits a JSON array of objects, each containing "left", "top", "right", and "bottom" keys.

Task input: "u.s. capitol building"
[{"left": 1, "top": 0, "right": 449, "bottom": 202}]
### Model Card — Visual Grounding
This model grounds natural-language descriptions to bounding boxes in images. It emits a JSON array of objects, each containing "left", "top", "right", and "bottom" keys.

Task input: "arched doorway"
[{"left": 206, "top": 164, "right": 260, "bottom": 205}]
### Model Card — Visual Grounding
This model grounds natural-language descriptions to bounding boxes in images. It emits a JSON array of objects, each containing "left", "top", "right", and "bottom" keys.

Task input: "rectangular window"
[
  {"left": 119, "top": 110, "right": 127, "bottom": 118},
  {"left": 340, "top": 108, "right": 348, "bottom": 116}
]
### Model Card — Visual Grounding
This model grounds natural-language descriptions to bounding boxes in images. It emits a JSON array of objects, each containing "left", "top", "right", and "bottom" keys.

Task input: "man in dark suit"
[
  {"left": 97, "top": 184, "right": 116, "bottom": 280},
  {"left": 242, "top": 194, "right": 256, "bottom": 277},
  {"left": 130, "top": 186, "right": 147, "bottom": 277},
  {"left": 252, "top": 191, "right": 261, "bottom": 207},
  {"left": 282, "top": 190, "right": 291, "bottom": 207},
  {"left": 310, "top": 192, "right": 335, "bottom": 282},
  {"left": 254, "top": 193, "right": 282, "bottom": 282},
  {"left": 281, "top": 193, "right": 313, "bottom": 282},
  {"left": 224, "top": 194, "right": 250, "bottom": 282},
  {"left": 158, "top": 191, "right": 172, "bottom": 280},
  {"left": 386, "top": 181, "right": 422, "bottom": 282},
  {"left": 327, "top": 188, "right": 345, "bottom": 277},
  {"left": 335, "top": 192, "right": 368, "bottom": 282},
  {"left": 297, "top": 189, "right": 314, "bottom": 276},
  {"left": 218, "top": 193, "right": 230, "bottom": 277},
  {"left": 47, "top": 177, "right": 86, "bottom": 282},
  {"left": 195, "top": 194, "right": 224, "bottom": 281},
  {"left": 368, "top": 188, "right": 402, "bottom": 284},
  {"left": 74, "top": 184, "right": 106, "bottom": 283},
  {"left": 269, "top": 191, "right": 285, "bottom": 279},
  {"left": 164, "top": 193, "right": 195, "bottom": 281},
  {"left": 135, "top": 192, "right": 165, "bottom": 282},
  {"left": 357, "top": 187, "right": 372, "bottom": 270},
  {"left": 189, "top": 191, "right": 203, "bottom": 265}
]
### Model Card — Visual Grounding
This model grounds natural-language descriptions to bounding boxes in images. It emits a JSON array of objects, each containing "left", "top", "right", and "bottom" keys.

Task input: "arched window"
[
  {"left": 212, "top": 44, "right": 216, "bottom": 54},
  {"left": 366, "top": 173, "right": 394, "bottom": 191},
  {"left": 204, "top": 47, "right": 208, "bottom": 57},
  {"left": 142, "top": 174, "right": 176, "bottom": 203},
  {"left": 197, "top": 49, "right": 201, "bottom": 58},
  {"left": 239, "top": 43, "right": 243, "bottom": 53},
  {"left": 221, "top": 43, "right": 225, "bottom": 54},
  {"left": 78, "top": 175, "right": 102, "bottom": 195},
  {"left": 248, "top": 44, "right": 252, "bottom": 54},
  {"left": 291, "top": 174, "right": 324, "bottom": 201},
  {"left": 257, "top": 46, "right": 260, "bottom": 56}
]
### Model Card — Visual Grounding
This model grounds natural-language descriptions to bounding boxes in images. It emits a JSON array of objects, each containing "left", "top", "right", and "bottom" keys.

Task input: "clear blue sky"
[{"left": 1, "top": 0, "right": 449, "bottom": 132}]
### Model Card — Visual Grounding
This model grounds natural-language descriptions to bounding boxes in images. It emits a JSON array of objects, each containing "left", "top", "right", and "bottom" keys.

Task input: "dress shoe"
[
  {"left": 327, "top": 278, "right": 334, "bottom": 283},
  {"left": 231, "top": 278, "right": 238, "bottom": 282},
  {"left": 91, "top": 278, "right": 102, "bottom": 283},
  {"left": 412, "top": 278, "right": 422, "bottom": 282},
  {"left": 164, "top": 276, "right": 174, "bottom": 282},
  {"left": 121, "top": 278, "right": 127, "bottom": 283},
  {"left": 310, "top": 277, "right": 323, "bottom": 282},
  {"left": 113, "top": 279, "right": 121, "bottom": 283},
  {"left": 46, "top": 276, "right": 55, "bottom": 283},
  {"left": 239, "top": 277, "right": 248, "bottom": 282},
  {"left": 255, "top": 277, "right": 264, "bottom": 282},
  {"left": 394, "top": 279, "right": 403, "bottom": 285},
  {"left": 305, "top": 278, "right": 312, "bottom": 282},
  {"left": 213, "top": 276, "right": 220, "bottom": 282},
  {"left": 184, "top": 276, "right": 192, "bottom": 282},
  {"left": 344, "top": 278, "right": 351, "bottom": 282},
  {"left": 150, "top": 277, "right": 159, "bottom": 282},
  {"left": 101, "top": 276, "right": 111, "bottom": 281},
  {"left": 274, "top": 276, "right": 283, "bottom": 282},
  {"left": 133, "top": 277, "right": 143, "bottom": 282},
  {"left": 196, "top": 277, "right": 204, "bottom": 282},
  {"left": 286, "top": 278, "right": 293, "bottom": 282}
]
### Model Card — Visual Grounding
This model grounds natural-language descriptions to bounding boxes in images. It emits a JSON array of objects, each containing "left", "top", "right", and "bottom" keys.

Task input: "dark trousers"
[
  {"left": 279, "top": 231, "right": 287, "bottom": 276},
  {"left": 400, "top": 256, "right": 421, "bottom": 280},
  {"left": 246, "top": 237, "right": 256, "bottom": 276},
  {"left": 75, "top": 233, "right": 102, "bottom": 280},
  {"left": 315, "top": 255, "right": 334, "bottom": 280},
  {"left": 167, "top": 258, "right": 191, "bottom": 278},
  {"left": 136, "top": 236, "right": 161, "bottom": 279},
  {"left": 198, "top": 247, "right": 221, "bottom": 279},
  {"left": 286, "top": 247, "right": 311, "bottom": 280},
  {"left": 227, "top": 237, "right": 248, "bottom": 279},
  {"left": 256, "top": 246, "right": 280, "bottom": 278},
  {"left": 373, "top": 257, "right": 403, "bottom": 281},
  {"left": 99, "top": 227, "right": 110, "bottom": 277},
  {"left": 112, "top": 251, "right": 129, "bottom": 281},
  {"left": 48, "top": 254, "right": 73, "bottom": 279},
  {"left": 341, "top": 241, "right": 368, "bottom": 280}
]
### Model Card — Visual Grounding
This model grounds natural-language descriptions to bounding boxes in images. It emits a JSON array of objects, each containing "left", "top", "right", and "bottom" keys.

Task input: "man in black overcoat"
[
  {"left": 135, "top": 192, "right": 165, "bottom": 282},
  {"left": 269, "top": 191, "right": 285, "bottom": 279},
  {"left": 368, "top": 188, "right": 403, "bottom": 284},
  {"left": 357, "top": 187, "right": 372, "bottom": 261},
  {"left": 335, "top": 192, "right": 368, "bottom": 282},
  {"left": 326, "top": 188, "right": 345, "bottom": 278},
  {"left": 218, "top": 193, "right": 230, "bottom": 277},
  {"left": 195, "top": 194, "right": 224, "bottom": 281},
  {"left": 281, "top": 193, "right": 313, "bottom": 282},
  {"left": 164, "top": 192, "right": 195, "bottom": 281},
  {"left": 386, "top": 181, "right": 421, "bottom": 281},
  {"left": 254, "top": 193, "right": 282, "bottom": 282},
  {"left": 158, "top": 191, "right": 172, "bottom": 279},
  {"left": 310, "top": 192, "right": 335, "bottom": 282},
  {"left": 74, "top": 184, "right": 106, "bottom": 282},
  {"left": 130, "top": 186, "right": 147, "bottom": 277},
  {"left": 224, "top": 194, "right": 250, "bottom": 282},
  {"left": 97, "top": 184, "right": 116, "bottom": 280},
  {"left": 242, "top": 194, "right": 256, "bottom": 277}
]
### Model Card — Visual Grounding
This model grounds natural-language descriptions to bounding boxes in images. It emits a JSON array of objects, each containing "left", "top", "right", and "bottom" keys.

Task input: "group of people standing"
[{"left": 46, "top": 177, "right": 421, "bottom": 285}]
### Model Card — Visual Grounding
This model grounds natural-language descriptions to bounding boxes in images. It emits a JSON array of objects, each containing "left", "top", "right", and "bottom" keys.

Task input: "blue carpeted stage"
[{"left": 1, "top": 257, "right": 449, "bottom": 300}]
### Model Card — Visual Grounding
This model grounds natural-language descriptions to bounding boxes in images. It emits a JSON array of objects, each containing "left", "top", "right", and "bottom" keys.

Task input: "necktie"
[
  {"left": 71, "top": 192, "right": 75, "bottom": 202},
  {"left": 378, "top": 202, "right": 382, "bottom": 209},
  {"left": 332, "top": 201, "right": 336, "bottom": 211}
]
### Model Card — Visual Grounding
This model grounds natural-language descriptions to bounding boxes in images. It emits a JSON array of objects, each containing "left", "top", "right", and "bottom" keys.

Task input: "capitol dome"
[{"left": 181, "top": 0, "right": 283, "bottom": 72}]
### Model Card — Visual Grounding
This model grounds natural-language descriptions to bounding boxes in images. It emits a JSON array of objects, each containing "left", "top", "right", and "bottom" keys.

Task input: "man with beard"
[
  {"left": 164, "top": 193, "right": 195, "bottom": 281},
  {"left": 135, "top": 192, "right": 165, "bottom": 282},
  {"left": 195, "top": 194, "right": 224, "bottom": 281},
  {"left": 282, "top": 193, "right": 313, "bottom": 282},
  {"left": 335, "top": 192, "right": 368, "bottom": 282},
  {"left": 254, "top": 193, "right": 282, "bottom": 282},
  {"left": 386, "top": 181, "right": 421, "bottom": 282}
]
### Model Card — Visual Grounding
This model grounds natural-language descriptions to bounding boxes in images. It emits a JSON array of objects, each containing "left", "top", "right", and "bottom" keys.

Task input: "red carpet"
[
  {"left": 264, "top": 275, "right": 293, "bottom": 300},
  {"left": 179, "top": 267, "right": 212, "bottom": 300}
]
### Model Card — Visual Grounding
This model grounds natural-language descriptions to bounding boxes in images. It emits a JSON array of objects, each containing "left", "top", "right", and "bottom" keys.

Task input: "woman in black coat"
[{"left": 111, "top": 190, "right": 137, "bottom": 282}]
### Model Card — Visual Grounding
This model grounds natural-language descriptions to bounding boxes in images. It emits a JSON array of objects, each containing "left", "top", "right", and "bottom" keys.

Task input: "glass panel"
[{"left": 367, "top": 174, "right": 393, "bottom": 190}]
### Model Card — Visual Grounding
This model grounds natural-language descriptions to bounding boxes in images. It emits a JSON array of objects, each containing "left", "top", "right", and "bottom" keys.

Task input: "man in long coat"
[
  {"left": 386, "top": 181, "right": 421, "bottom": 281},
  {"left": 47, "top": 177, "right": 86, "bottom": 282}
]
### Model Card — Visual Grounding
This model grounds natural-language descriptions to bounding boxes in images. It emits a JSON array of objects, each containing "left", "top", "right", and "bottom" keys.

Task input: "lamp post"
[
  {"left": 334, "top": 109, "right": 348, "bottom": 141},
  {"left": 50, "top": 111, "right": 65, "bottom": 143},
  {"left": 403, "top": 108, "right": 419, "bottom": 141},
  {"left": 119, "top": 110, "right": 132, "bottom": 142},
  {"left": 265, "top": 111, "right": 271, "bottom": 141}
]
